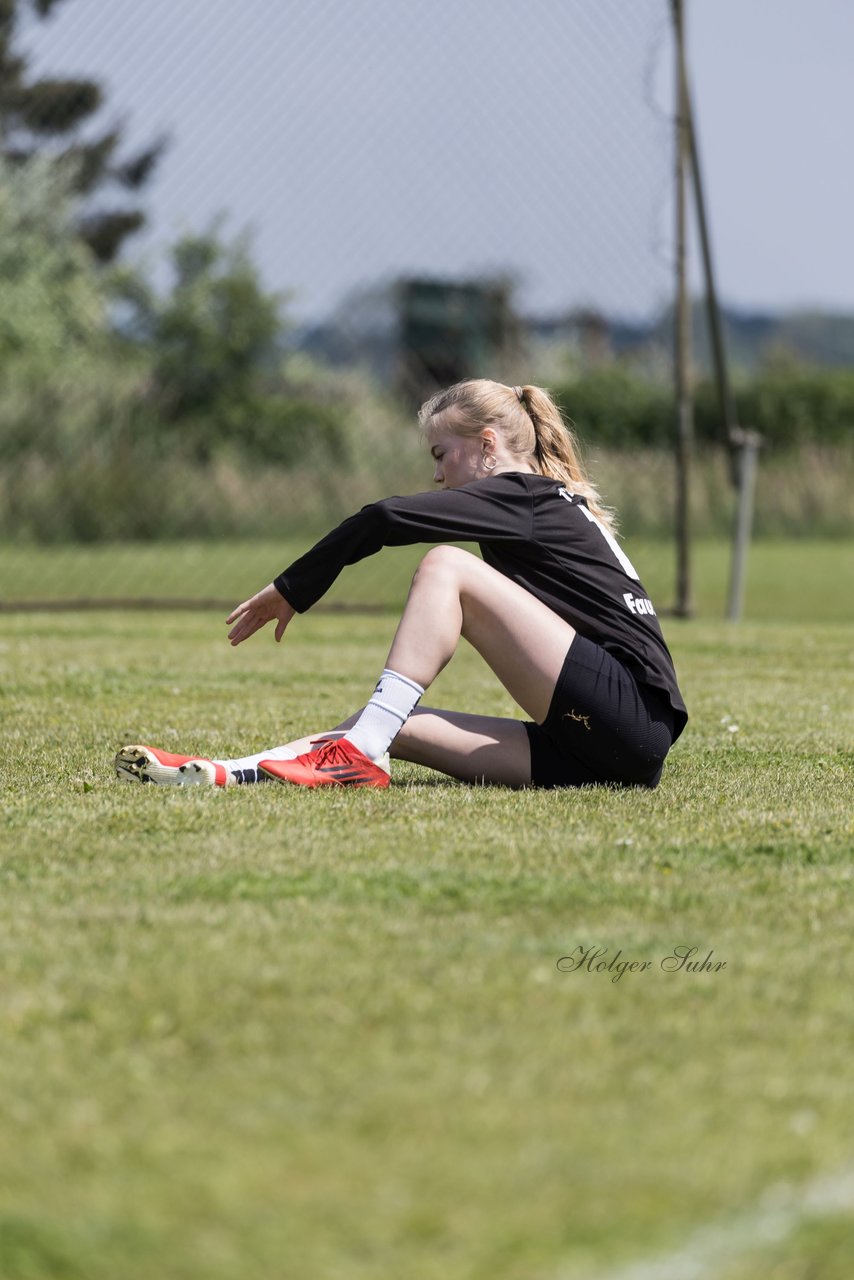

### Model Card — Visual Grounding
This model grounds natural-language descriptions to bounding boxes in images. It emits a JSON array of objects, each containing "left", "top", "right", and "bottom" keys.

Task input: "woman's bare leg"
[
  {"left": 391, "top": 707, "right": 532, "bottom": 786},
  {"left": 282, "top": 706, "right": 532, "bottom": 787},
  {"left": 385, "top": 545, "right": 576, "bottom": 723},
  {"left": 282, "top": 546, "right": 576, "bottom": 786}
]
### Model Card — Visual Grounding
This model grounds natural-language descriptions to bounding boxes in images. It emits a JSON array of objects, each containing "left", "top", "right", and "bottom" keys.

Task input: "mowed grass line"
[{"left": 1, "top": 597, "right": 852, "bottom": 1277}]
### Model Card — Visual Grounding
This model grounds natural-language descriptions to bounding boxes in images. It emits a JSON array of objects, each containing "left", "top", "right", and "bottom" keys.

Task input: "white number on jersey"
[{"left": 558, "top": 487, "right": 640, "bottom": 580}]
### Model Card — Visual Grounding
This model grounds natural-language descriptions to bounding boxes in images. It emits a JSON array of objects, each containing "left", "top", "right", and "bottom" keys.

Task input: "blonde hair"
[{"left": 418, "top": 378, "right": 617, "bottom": 534}]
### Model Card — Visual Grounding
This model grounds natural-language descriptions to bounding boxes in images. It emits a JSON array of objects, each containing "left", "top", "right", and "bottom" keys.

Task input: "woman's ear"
[{"left": 480, "top": 428, "right": 498, "bottom": 455}]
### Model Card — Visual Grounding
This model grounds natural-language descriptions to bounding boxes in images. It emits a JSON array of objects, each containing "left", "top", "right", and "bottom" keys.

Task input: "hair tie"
[{"left": 513, "top": 385, "right": 524, "bottom": 403}]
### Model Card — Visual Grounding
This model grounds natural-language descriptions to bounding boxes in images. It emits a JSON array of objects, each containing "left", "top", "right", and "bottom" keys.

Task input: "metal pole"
[
  {"left": 672, "top": 0, "right": 693, "bottom": 617},
  {"left": 726, "top": 431, "right": 762, "bottom": 621}
]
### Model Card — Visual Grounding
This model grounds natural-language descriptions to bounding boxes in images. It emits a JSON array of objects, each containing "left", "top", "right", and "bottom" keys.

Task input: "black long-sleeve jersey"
[{"left": 274, "top": 472, "right": 687, "bottom": 738}]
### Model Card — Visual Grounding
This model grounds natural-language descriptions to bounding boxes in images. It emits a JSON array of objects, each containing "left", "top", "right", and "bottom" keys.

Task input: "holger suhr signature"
[{"left": 557, "top": 945, "right": 727, "bottom": 983}]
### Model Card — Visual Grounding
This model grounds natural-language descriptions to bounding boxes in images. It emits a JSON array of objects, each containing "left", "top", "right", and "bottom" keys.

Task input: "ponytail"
[
  {"left": 420, "top": 378, "right": 617, "bottom": 536},
  {"left": 519, "top": 385, "right": 617, "bottom": 535}
]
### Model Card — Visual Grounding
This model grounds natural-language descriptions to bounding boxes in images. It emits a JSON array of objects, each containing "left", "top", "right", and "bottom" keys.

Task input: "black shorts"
[{"left": 523, "top": 634, "right": 676, "bottom": 789}]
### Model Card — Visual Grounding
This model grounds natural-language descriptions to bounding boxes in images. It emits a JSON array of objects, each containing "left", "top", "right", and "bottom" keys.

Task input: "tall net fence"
[{"left": 1, "top": 0, "right": 680, "bottom": 610}]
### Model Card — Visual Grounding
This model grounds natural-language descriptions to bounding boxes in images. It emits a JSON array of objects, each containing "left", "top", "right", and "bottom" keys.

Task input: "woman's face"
[{"left": 428, "top": 430, "right": 489, "bottom": 489}]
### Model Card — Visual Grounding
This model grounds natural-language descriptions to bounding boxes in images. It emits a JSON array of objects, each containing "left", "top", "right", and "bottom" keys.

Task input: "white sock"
[
  {"left": 217, "top": 744, "right": 299, "bottom": 785},
  {"left": 346, "top": 669, "right": 425, "bottom": 761}
]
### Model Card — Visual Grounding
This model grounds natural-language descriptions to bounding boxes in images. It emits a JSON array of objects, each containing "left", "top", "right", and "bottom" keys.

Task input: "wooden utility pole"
[
  {"left": 672, "top": 0, "right": 762, "bottom": 621},
  {"left": 672, "top": 0, "right": 693, "bottom": 617}
]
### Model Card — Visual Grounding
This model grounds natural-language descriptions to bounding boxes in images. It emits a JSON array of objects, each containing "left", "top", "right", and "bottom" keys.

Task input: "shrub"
[{"left": 552, "top": 366, "right": 854, "bottom": 452}]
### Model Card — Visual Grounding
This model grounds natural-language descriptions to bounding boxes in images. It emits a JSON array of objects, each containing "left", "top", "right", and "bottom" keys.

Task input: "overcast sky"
[{"left": 23, "top": 0, "right": 854, "bottom": 324}]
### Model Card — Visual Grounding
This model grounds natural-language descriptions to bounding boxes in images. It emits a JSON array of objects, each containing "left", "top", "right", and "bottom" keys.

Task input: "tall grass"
[
  {"left": 596, "top": 443, "right": 854, "bottom": 539},
  {"left": 3, "top": 439, "right": 851, "bottom": 543}
]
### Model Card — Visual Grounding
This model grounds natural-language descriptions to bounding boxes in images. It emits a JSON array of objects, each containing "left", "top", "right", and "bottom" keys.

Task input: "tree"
[
  {"left": 114, "top": 225, "right": 349, "bottom": 466},
  {"left": 0, "top": 0, "right": 166, "bottom": 260},
  {"left": 0, "top": 155, "right": 105, "bottom": 360},
  {"left": 0, "top": 154, "right": 150, "bottom": 458},
  {"left": 0, "top": 151, "right": 162, "bottom": 546},
  {"left": 115, "top": 226, "right": 285, "bottom": 420}
]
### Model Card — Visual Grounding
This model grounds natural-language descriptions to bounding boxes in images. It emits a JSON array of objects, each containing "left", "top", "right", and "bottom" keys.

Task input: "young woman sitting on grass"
[{"left": 116, "top": 379, "right": 687, "bottom": 790}]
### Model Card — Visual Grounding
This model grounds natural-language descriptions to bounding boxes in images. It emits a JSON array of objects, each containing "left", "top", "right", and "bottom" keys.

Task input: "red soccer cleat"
[
  {"left": 115, "top": 744, "right": 230, "bottom": 787},
  {"left": 259, "top": 737, "right": 390, "bottom": 788}
]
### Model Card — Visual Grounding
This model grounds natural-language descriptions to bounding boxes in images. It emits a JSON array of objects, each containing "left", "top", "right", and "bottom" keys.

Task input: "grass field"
[{"left": 1, "top": 540, "right": 852, "bottom": 1280}]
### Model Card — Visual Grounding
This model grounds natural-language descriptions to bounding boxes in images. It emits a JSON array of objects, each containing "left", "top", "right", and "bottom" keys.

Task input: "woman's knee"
[{"left": 412, "top": 544, "right": 477, "bottom": 586}]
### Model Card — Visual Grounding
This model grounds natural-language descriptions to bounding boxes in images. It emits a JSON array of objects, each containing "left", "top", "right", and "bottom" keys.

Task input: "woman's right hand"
[{"left": 226, "top": 583, "right": 295, "bottom": 646}]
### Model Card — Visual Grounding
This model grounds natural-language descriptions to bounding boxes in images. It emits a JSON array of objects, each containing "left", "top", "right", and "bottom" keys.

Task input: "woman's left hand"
[{"left": 226, "top": 583, "right": 295, "bottom": 646}]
